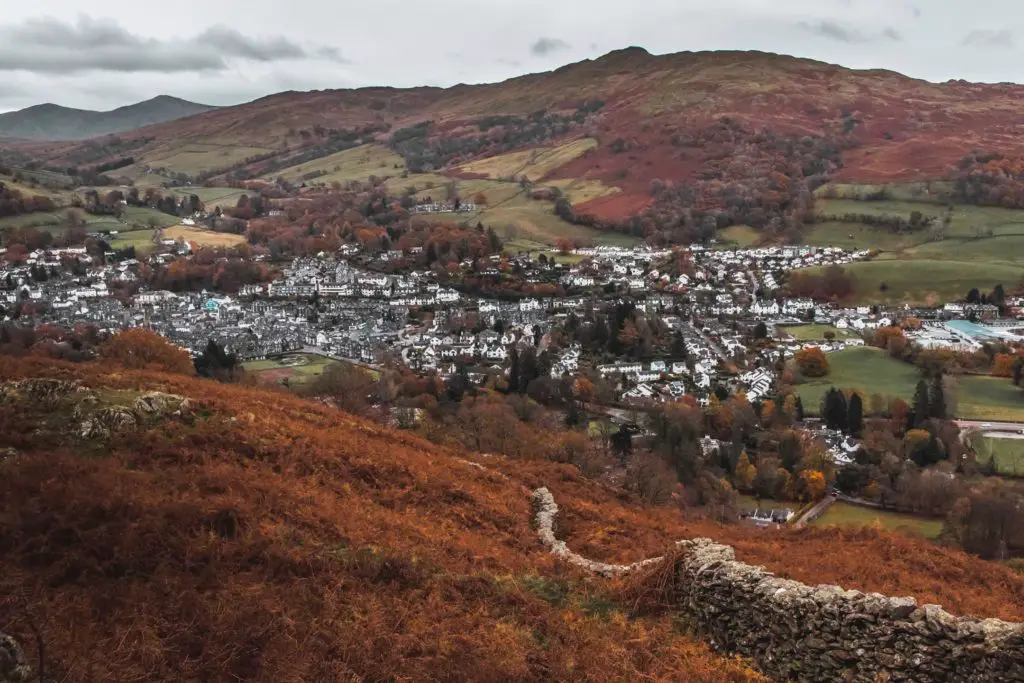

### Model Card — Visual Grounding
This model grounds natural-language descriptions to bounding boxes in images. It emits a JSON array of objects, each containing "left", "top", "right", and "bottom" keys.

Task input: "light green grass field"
[
  {"left": 169, "top": 187, "right": 250, "bottom": 210},
  {"left": 717, "top": 224, "right": 762, "bottom": 247},
  {"left": 242, "top": 353, "right": 338, "bottom": 385},
  {"left": 120, "top": 206, "right": 182, "bottom": 230},
  {"left": 136, "top": 144, "right": 274, "bottom": 176},
  {"left": 109, "top": 229, "right": 157, "bottom": 252},
  {"left": 795, "top": 347, "right": 920, "bottom": 415},
  {"left": 778, "top": 324, "right": 856, "bottom": 341},
  {"left": 957, "top": 377, "right": 1024, "bottom": 423},
  {"left": 267, "top": 145, "right": 405, "bottom": 185},
  {"left": 799, "top": 259, "right": 1024, "bottom": 306},
  {"left": 814, "top": 501, "right": 943, "bottom": 539},
  {"left": 970, "top": 435, "right": 1024, "bottom": 478}
]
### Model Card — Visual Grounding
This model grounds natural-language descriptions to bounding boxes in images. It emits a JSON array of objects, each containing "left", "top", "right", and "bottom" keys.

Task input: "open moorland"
[{"left": 3, "top": 355, "right": 1024, "bottom": 682}]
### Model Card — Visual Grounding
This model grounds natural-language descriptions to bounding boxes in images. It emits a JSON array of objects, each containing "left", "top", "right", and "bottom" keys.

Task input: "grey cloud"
[
  {"left": 531, "top": 37, "right": 570, "bottom": 56},
  {"left": 797, "top": 20, "right": 902, "bottom": 43},
  {"left": 0, "top": 15, "right": 344, "bottom": 74},
  {"left": 961, "top": 29, "right": 1014, "bottom": 48}
]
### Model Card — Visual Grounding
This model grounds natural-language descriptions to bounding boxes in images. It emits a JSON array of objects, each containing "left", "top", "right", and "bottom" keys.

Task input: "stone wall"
[{"left": 532, "top": 487, "right": 1024, "bottom": 682}]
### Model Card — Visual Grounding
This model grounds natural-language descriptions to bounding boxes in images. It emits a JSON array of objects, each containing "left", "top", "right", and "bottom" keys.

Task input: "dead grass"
[
  {"left": 457, "top": 138, "right": 599, "bottom": 181},
  {"left": 0, "top": 357, "right": 763, "bottom": 682},
  {"left": 163, "top": 225, "right": 247, "bottom": 248}
]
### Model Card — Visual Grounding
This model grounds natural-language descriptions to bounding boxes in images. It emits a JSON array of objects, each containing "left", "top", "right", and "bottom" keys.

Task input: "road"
[
  {"left": 686, "top": 322, "right": 730, "bottom": 362},
  {"left": 956, "top": 420, "right": 1024, "bottom": 435},
  {"left": 793, "top": 495, "right": 836, "bottom": 529}
]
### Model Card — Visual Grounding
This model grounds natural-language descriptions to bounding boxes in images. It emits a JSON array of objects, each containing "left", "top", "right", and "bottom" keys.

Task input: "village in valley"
[{"left": 5, "top": 225, "right": 1024, "bottom": 528}]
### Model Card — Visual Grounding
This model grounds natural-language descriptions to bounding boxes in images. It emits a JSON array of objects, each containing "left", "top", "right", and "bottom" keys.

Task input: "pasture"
[
  {"left": 242, "top": 353, "right": 338, "bottom": 385},
  {"left": 456, "top": 138, "right": 598, "bottom": 181},
  {"left": 134, "top": 143, "right": 274, "bottom": 176},
  {"left": 109, "top": 229, "right": 157, "bottom": 252},
  {"left": 795, "top": 346, "right": 920, "bottom": 415},
  {"left": 970, "top": 434, "right": 1024, "bottom": 478},
  {"left": 163, "top": 225, "right": 247, "bottom": 248},
  {"left": 778, "top": 324, "right": 856, "bottom": 341},
  {"left": 717, "top": 224, "right": 762, "bottom": 247},
  {"left": 169, "top": 187, "right": 250, "bottom": 210},
  {"left": 957, "top": 377, "right": 1024, "bottom": 423},
  {"left": 453, "top": 192, "right": 640, "bottom": 247},
  {"left": 814, "top": 501, "right": 943, "bottom": 539},
  {"left": 799, "top": 259, "right": 1024, "bottom": 306},
  {"left": 267, "top": 145, "right": 405, "bottom": 185}
]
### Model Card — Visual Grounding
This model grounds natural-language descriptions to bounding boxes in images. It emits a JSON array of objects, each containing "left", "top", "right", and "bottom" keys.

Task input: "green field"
[
  {"left": 267, "top": 144, "right": 405, "bottom": 185},
  {"left": 717, "top": 224, "right": 762, "bottom": 247},
  {"left": 814, "top": 501, "right": 943, "bottom": 539},
  {"left": 795, "top": 347, "right": 1024, "bottom": 421},
  {"left": 242, "top": 353, "right": 339, "bottom": 385},
  {"left": 132, "top": 144, "right": 274, "bottom": 177},
  {"left": 957, "top": 376, "right": 1024, "bottom": 422},
  {"left": 109, "top": 229, "right": 157, "bottom": 252},
  {"left": 799, "top": 259, "right": 1024, "bottom": 306},
  {"left": 795, "top": 347, "right": 920, "bottom": 415},
  {"left": 971, "top": 435, "right": 1024, "bottom": 477},
  {"left": 778, "top": 324, "right": 856, "bottom": 341},
  {"left": 169, "top": 187, "right": 250, "bottom": 210}
]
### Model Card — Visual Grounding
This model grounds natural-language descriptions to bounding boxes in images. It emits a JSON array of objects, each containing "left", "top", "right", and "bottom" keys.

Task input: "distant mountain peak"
[{"left": 0, "top": 96, "right": 217, "bottom": 141}]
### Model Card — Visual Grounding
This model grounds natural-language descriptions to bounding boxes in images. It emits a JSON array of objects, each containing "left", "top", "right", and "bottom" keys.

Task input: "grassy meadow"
[
  {"left": 267, "top": 145, "right": 405, "bottom": 185},
  {"left": 814, "top": 501, "right": 943, "bottom": 539},
  {"left": 795, "top": 347, "right": 920, "bottom": 415},
  {"left": 970, "top": 435, "right": 1024, "bottom": 478},
  {"left": 778, "top": 324, "right": 856, "bottom": 341}
]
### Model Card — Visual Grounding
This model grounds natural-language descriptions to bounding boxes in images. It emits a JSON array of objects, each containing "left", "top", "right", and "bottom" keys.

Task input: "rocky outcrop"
[
  {"left": 80, "top": 406, "right": 138, "bottom": 439},
  {"left": 0, "top": 378, "right": 85, "bottom": 407},
  {"left": 2, "top": 379, "right": 193, "bottom": 440},
  {"left": 132, "top": 391, "right": 192, "bottom": 418},
  {"left": 0, "top": 632, "right": 32, "bottom": 683},
  {"left": 531, "top": 487, "right": 1024, "bottom": 682}
]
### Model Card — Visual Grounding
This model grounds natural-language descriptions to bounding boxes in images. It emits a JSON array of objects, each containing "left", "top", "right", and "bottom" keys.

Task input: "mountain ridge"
[{"left": 0, "top": 95, "right": 217, "bottom": 142}]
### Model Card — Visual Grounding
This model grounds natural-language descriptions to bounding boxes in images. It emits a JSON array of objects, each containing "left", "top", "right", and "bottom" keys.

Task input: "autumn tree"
[
  {"left": 794, "top": 347, "right": 829, "bottom": 377},
  {"left": 307, "top": 362, "right": 377, "bottom": 416},
  {"left": 798, "top": 469, "right": 827, "bottom": 502},
  {"left": 555, "top": 238, "right": 573, "bottom": 255},
  {"left": 734, "top": 451, "right": 756, "bottom": 492},
  {"left": 99, "top": 328, "right": 194, "bottom": 375}
]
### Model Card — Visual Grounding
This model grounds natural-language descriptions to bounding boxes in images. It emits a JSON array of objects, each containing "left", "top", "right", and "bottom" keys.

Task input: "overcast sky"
[{"left": 0, "top": 0, "right": 1021, "bottom": 112}]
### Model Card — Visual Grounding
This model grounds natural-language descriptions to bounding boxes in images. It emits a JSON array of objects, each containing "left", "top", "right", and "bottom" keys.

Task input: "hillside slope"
[
  {"left": 11, "top": 49, "right": 1024, "bottom": 219},
  {"left": 0, "top": 95, "right": 216, "bottom": 141},
  {"left": 1, "top": 356, "right": 1022, "bottom": 680}
]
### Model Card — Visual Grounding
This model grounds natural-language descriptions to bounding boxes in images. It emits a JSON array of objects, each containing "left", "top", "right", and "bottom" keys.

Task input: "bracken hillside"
[{"left": 2, "top": 356, "right": 1024, "bottom": 681}]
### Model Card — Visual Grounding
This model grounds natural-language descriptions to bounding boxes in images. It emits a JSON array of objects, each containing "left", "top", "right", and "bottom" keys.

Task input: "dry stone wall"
[{"left": 532, "top": 487, "right": 1024, "bottom": 682}]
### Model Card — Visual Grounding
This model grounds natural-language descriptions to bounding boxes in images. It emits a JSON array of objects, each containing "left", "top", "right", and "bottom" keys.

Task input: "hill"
[
  {"left": 11, "top": 49, "right": 1024, "bottom": 221},
  {"left": 0, "top": 95, "right": 216, "bottom": 141},
  {"left": 1, "top": 354, "right": 1023, "bottom": 681}
]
